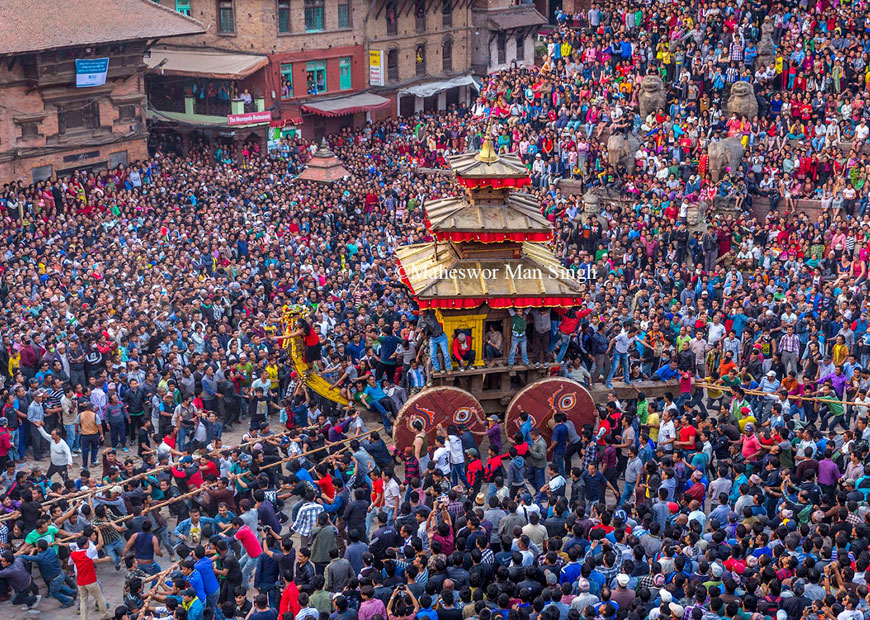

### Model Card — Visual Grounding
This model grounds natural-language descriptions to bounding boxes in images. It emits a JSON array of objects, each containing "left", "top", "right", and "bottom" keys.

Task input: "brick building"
[
  {"left": 470, "top": 0, "right": 545, "bottom": 76},
  {"left": 0, "top": 0, "right": 203, "bottom": 183},
  {"left": 147, "top": 0, "right": 385, "bottom": 141},
  {"left": 145, "top": 0, "right": 548, "bottom": 140},
  {"left": 363, "top": 0, "right": 476, "bottom": 116}
]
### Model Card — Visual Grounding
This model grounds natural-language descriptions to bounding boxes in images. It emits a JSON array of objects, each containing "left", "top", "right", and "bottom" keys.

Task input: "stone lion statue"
[
  {"left": 728, "top": 82, "right": 758, "bottom": 119},
  {"left": 606, "top": 132, "right": 641, "bottom": 175},
  {"left": 707, "top": 137, "right": 745, "bottom": 182},
  {"left": 638, "top": 75, "right": 667, "bottom": 120}
]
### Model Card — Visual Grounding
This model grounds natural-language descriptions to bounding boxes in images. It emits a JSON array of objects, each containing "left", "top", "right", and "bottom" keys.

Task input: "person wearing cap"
[
  {"left": 570, "top": 578, "right": 598, "bottom": 612},
  {"left": 612, "top": 573, "right": 635, "bottom": 608},
  {"left": 486, "top": 415, "right": 502, "bottom": 454},
  {"left": 735, "top": 405, "right": 756, "bottom": 433},
  {"left": 741, "top": 423, "right": 762, "bottom": 463},
  {"left": 180, "top": 586, "right": 205, "bottom": 620}
]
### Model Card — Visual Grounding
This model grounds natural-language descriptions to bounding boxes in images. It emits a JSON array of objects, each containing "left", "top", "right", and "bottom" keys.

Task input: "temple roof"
[
  {"left": 395, "top": 241, "right": 586, "bottom": 309},
  {"left": 296, "top": 138, "right": 351, "bottom": 184},
  {"left": 448, "top": 139, "right": 529, "bottom": 180},
  {"left": 425, "top": 193, "right": 553, "bottom": 242}
]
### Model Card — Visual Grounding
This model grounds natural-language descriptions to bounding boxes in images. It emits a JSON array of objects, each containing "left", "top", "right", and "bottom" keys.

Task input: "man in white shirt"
[
  {"left": 382, "top": 470, "right": 401, "bottom": 524},
  {"left": 658, "top": 410, "right": 676, "bottom": 454},
  {"left": 35, "top": 421, "right": 73, "bottom": 481},
  {"left": 432, "top": 435, "right": 451, "bottom": 476},
  {"left": 445, "top": 427, "right": 465, "bottom": 487},
  {"left": 707, "top": 317, "right": 726, "bottom": 345}
]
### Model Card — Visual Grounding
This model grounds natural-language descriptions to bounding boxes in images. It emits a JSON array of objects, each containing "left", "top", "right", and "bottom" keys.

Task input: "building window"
[
  {"left": 415, "top": 0, "right": 425, "bottom": 33},
  {"left": 387, "top": 48, "right": 399, "bottom": 82},
  {"left": 58, "top": 101, "right": 100, "bottom": 134},
  {"left": 496, "top": 32, "right": 506, "bottom": 64},
  {"left": 281, "top": 63, "right": 294, "bottom": 98},
  {"left": 20, "top": 122, "right": 39, "bottom": 140},
  {"left": 516, "top": 34, "right": 525, "bottom": 61},
  {"left": 304, "top": 0, "right": 324, "bottom": 31},
  {"left": 415, "top": 43, "right": 426, "bottom": 76},
  {"left": 338, "top": 1, "right": 350, "bottom": 27},
  {"left": 306, "top": 60, "right": 327, "bottom": 94},
  {"left": 442, "top": 38, "right": 452, "bottom": 73},
  {"left": 339, "top": 57, "right": 352, "bottom": 90},
  {"left": 31, "top": 165, "right": 53, "bottom": 183},
  {"left": 278, "top": 0, "right": 291, "bottom": 32},
  {"left": 175, "top": 0, "right": 191, "bottom": 15},
  {"left": 118, "top": 105, "right": 137, "bottom": 121},
  {"left": 385, "top": 2, "right": 397, "bottom": 36},
  {"left": 442, "top": 0, "right": 451, "bottom": 26},
  {"left": 217, "top": 0, "right": 235, "bottom": 32}
]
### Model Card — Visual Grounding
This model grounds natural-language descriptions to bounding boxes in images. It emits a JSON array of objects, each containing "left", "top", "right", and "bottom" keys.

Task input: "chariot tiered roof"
[{"left": 395, "top": 134, "right": 585, "bottom": 310}]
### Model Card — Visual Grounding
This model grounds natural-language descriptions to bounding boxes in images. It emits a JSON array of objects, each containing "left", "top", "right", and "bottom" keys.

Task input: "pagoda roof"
[
  {"left": 296, "top": 139, "right": 351, "bottom": 184},
  {"left": 395, "top": 241, "right": 586, "bottom": 309},
  {"left": 449, "top": 150, "right": 529, "bottom": 178},
  {"left": 425, "top": 193, "right": 553, "bottom": 243},
  {"left": 447, "top": 138, "right": 530, "bottom": 189}
]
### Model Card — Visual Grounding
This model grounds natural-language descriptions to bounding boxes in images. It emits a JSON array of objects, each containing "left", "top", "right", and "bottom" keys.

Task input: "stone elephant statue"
[
  {"left": 638, "top": 75, "right": 667, "bottom": 119},
  {"left": 727, "top": 81, "right": 759, "bottom": 119},
  {"left": 707, "top": 137, "right": 745, "bottom": 182},
  {"left": 606, "top": 132, "right": 641, "bottom": 175}
]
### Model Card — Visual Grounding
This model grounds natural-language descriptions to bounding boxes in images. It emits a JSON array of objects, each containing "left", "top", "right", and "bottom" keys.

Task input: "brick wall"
[
  {"left": 171, "top": 0, "right": 363, "bottom": 52},
  {"left": 0, "top": 59, "right": 149, "bottom": 183},
  {"left": 365, "top": 0, "right": 472, "bottom": 83}
]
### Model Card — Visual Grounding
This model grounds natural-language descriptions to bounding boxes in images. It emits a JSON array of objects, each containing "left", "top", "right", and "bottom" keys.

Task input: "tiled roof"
[
  {"left": 448, "top": 149, "right": 529, "bottom": 179},
  {"left": 487, "top": 6, "right": 547, "bottom": 30},
  {"left": 426, "top": 193, "right": 552, "bottom": 234},
  {"left": 296, "top": 141, "right": 352, "bottom": 184},
  {"left": 0, "top": 0, "right": 204, "bottom": 55},
  {"left": 395, "top": 241, "right": 584, "bottom": 300}
]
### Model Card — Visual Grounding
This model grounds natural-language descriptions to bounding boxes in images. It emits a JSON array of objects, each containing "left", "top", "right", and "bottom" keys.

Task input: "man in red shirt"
[
  {"left": 70, "top": 531, "right": 111, "bottom": 620},
  {"left": 675, "top": 412, "right": 697, "bottom": 454}
]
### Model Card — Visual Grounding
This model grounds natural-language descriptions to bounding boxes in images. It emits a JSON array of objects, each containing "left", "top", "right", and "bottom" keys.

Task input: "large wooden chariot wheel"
[
  {"left": 393, "top": 386, "right": 487, "bottom": 453},
  {"left": 504, "top": 377, "right": 596, "bottom": 451}
]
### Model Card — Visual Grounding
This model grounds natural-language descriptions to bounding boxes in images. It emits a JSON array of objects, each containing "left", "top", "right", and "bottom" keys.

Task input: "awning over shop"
[
  {"left": 487, "top": 6, "right": 546, "bottom": 30},
  {"left": 146, "top": 48, "right": 269, "bottom": 80},
  {"left": 301, "top": 93, "right": 390, "bottom": 117},
  {"left": 398, "top": 75, "right": 479, "bottom": 98}
]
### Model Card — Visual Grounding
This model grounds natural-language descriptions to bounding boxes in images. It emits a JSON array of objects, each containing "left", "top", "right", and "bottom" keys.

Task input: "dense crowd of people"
[{"left": 2, "top": 0, "right": 870, "bottom": 619}]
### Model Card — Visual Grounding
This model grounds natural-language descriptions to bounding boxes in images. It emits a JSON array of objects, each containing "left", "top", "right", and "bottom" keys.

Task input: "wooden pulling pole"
[
  {"left": 6, "top": 423, "right": 319, "bottom": 522},
  {"left": 34, "top": 464, "right": 176, "bottom": 514},
  {"left": 259, "top": 429, "right": 377, "bottom": 472},
  {"left": 51, "top": 427, "right": 370, "bottom": 543},
  {"left": 52, "top": 483, "right": 219, "bottom": 545},
  {"left": 137, "top": 560, "right": 181, "bottom": 618},
  {"left": 695, "top": 381, "right": 866, "bottom": 408}
]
